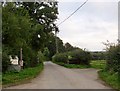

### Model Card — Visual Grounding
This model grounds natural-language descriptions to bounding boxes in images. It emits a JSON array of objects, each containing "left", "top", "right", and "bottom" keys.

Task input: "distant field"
[{"left": 90, "top": 60, "right": 106, "bottom": 69}]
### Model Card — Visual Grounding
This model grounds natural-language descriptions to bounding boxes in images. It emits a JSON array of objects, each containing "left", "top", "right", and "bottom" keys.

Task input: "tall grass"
[
  {"left": 2, "top": 63, "right": 43, "bottom": 87},
  {"left": 99, "top": 70, "right": 119, "bottom": 90}
]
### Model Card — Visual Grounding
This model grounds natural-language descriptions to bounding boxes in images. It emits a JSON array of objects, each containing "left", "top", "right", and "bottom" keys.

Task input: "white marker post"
[{"left": 20, "top": 48, "right": 23, "bottom": 69}]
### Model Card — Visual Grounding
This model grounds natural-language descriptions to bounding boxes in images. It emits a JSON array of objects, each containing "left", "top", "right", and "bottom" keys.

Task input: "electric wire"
[{"left": 57, "top": 0, "right": 88, "bottom": 26}]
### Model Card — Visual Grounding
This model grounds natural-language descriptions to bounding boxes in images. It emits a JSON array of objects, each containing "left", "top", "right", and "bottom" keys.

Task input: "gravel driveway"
[{"left": 5, "top": 61, "right": 112, "bottom": 89}]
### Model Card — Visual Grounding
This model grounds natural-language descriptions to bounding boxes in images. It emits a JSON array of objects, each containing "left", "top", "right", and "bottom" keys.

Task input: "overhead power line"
[{"left": 57, "top": 0, "right": 88, "bottom": 26}]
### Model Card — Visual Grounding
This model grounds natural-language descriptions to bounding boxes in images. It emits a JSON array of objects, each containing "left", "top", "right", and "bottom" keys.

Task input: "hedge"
[
  {"left": 52, "top": 49, "right": 91, "bottom": 65},
  {"left": 106, "top": 45, "right": 120, "bottom": 72},
  {"left": 52, "top": 53, "right": 68, "bottom": 64}
]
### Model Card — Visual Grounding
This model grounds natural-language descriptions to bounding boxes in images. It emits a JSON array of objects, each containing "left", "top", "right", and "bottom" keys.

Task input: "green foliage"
[
  {"left": 106, "top": 45, "right": 120, "bottom": 72},
  {"left": 22, "top": 46, "right": 37, "bottom": 68},
  {"left": 64, "top": 42, "right": 73, "bottom": 51},
  {"left": 52, "top": 53, "right": 68, "bottom": 63},
  {"left": 98, "top": 43, "right": 120, "bottom": 90},
  {"left": 90, "top": 52, "right": 106, "bottom": 60},
  {"left": 22, "top": 2, "right": 58, "bottom": 25},
  {"left": 2, "top": 3, "right": 32, "bottom": 48},
  {"left": 52, "top": 49, "right": 91, "bottom": 65},
  {"left": 2, "top": 2, "right": 35, "bottom": 69},
  {"left": 98, "top": 70, "right": 119, "bottom": 90},
  {"left": 43, "top": 47, "right": 50, "bottom": 60},
  {"left": 55, "top": 62, "right": 90, "bottom": 69},
  {"left": 37, "top": 51, "right": 45, "bottom": 63},
  {"left": 45, "top": 33, "right": 56, "bottom": 59},
  {"left": 64, "top": 64, "right": 90, "bottom": 68},
  {"left": 68, "top": 49, "right": 91, "bottom": 65},
  {"left": 90, "top": 60, "right": 106, "bottom": 69},
  {"left": 2, "top": 47, "right": 11, "bottom": 73},
  {"left": 45, "top": 33, "right": 66, "bottom": 59},
  {"left": 2, "top": 2, "right": 58, "bottom": 72},
  {"left": 45, "top": 33, "right": 81, "bottom": 60},
  {"left": 2, "top": 63, "right": 43, "bottom": 87}
]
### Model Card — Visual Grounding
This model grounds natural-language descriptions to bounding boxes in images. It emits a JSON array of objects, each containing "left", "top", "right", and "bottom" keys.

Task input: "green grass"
[
  {"left": 91, "top": 60, "right": 120, "bottom": 90},
  {"left": 2, "top": 63, "right": 43, "bottom": 87},
  {"left": 63, "top": 64, "right": 90, "bottom": 68},
  {"left": 54, "top": 62, "right": 90, "bottom": 69},
  {"left": 98, "top": 70, "right": 120, "bottom": 91},
  {"left": 54, "top": 60, "right": 106, "bottom": 69},
  {"left": 90, "top": 60, "right": 106, "bottom": 69}
]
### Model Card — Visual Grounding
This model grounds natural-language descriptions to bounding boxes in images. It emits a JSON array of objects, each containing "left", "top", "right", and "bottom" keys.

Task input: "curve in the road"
[{"left": 5, "top": 61, "right": 112, "bottom": 89}]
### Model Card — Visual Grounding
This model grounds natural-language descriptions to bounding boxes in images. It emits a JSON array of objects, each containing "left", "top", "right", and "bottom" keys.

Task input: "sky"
[{"left": 56, "top": 0, "right": 118, "bottom": 51}]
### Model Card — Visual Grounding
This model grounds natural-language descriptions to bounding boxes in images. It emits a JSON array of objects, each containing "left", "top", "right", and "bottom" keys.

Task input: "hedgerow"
[
  {"left": 106, "top": 45, "right": 120, "bottom": 73},
  {"left": 52, "top": 49, "right": 91, "bottom": 65}
]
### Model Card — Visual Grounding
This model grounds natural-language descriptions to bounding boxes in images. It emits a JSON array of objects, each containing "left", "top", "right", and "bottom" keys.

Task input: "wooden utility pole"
[
  {"left": 118, "top": 2, "right": 120, "bottom": 45},
  {"left": 55, "top": 31, "right": 58, "bottom": 54},
  {"left": 20, "top": 48, "right": 23, "bottom": 69},
  {"left": 20, "top": 48, "right": 22, "bottom": 62}
]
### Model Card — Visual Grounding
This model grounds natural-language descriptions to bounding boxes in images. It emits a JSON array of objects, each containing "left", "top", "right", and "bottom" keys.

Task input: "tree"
[
  {"left": 106, "top": 45, "right": 120, "bottom": 72},
  {"left": 21, "top": 1, "right": 59, "bottom": 51},
  {"left": 64, "top": 42, "right": 74, "bottom": 51},
  {"left": 43, "top": 47, "right": 50, "bottom": 61},
  {"left": 45, "top": 33, "right": 66, "bottom": 59},
  {"left": 2, "top": 1, "right": 59, "bottom": 71}
]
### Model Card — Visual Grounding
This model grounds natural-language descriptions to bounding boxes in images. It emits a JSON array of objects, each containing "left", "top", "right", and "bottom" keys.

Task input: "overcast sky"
[{"left": 56, "top": 0, "right": 118, "bottom": 51}]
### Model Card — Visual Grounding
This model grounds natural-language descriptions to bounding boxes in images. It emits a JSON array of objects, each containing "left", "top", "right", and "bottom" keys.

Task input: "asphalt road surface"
[{"left": 5, "top": 61, "right": 112, "bottom": 89}]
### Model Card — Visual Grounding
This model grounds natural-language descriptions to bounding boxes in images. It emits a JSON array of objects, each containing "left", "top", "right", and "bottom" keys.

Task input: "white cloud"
[{"left": 57, "top": 1, "right": 118, "bottom": 51}]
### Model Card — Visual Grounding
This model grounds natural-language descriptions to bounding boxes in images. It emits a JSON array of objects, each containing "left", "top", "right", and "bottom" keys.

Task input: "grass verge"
[
  {"left": 98, "top": 70, "right": 120, "bottom": 91},
  {"left": 54, "top": 62, "right": 90, "bottom": 69},
  {"left": 54, "top": 60, "right": 106, "bottom": 69},
  {"left": 2, "top": 63, "right": 43, "bottom": 88}
]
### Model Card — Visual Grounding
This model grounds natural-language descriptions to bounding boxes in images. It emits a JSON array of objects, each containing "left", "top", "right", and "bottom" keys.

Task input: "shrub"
[
  {"left": 106, "top": 45, "right": 120, "bottom": 72},
  {"left": 52, "top": 53, "right": 68, "bottom": 63},
  {"left": 52, "top": 49, "right": 91, "bottom": 65},
  {"left": 43, "top": 47, "right": 50, "bottom": 61},
  {"left": 38, "top": 51, "right": 45, "bottom": 63},
  {"left": 91, "top": 52, "right": 106, "bottom": 60},
  {"left": 2, "top": 50, "right": 11, "bottom": 73},
  {"left": 21, "top": 45, "right": 42, "bottom": 68},
  {"left": 68, "top": 49, "right": 91, "bottom": 65},
  {"left": 22, "top": 45, "right": 38, "bottom": 68}
]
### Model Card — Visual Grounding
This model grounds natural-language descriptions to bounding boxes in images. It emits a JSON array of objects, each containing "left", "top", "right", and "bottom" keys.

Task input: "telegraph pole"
[
  {"left": 20, "top": 48, "right": 22, "bottom": 62},
  {"left": 20, "top": 48, "right": 23, "bottom": 69},
  {"left": 55, "top": 31, "right": 58, "bottom": 54},
  {"left": 118, "top": 2, "right": 120, "bottom": 45}
]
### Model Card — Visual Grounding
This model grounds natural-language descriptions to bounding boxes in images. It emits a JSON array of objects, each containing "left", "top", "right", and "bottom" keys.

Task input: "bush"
[
  {"left": 52, "top": 53, "right": 68, "bottom": 63},
  {"left": 37, "top": 51, "right": 45, "bottom": 63},
  {"left": 106, "top": 45, "right": 120, "bottom": 72},
  {"left": 52, "top": 49, "right": 91, "bottom": 65},
  {"left": 68, "top": 49, "right": 91, "bottom": 65},
  {"left": 2, "top": 45, "right": 12, "bottom": 73},
  {"left": 43, "top": 47, "right": 50, "bottom": 61},
  {"left": 22, "top": 45, "right": 38, "bottom": 68},
  {"left": 98, "top": 70, "right": 119, "bottom": 90},
  {"left": 2, "top": 50, "right": 10, "bottom": 73},
  {"left": 2, "top": 44, "right": 41, "bottom": 72}
]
